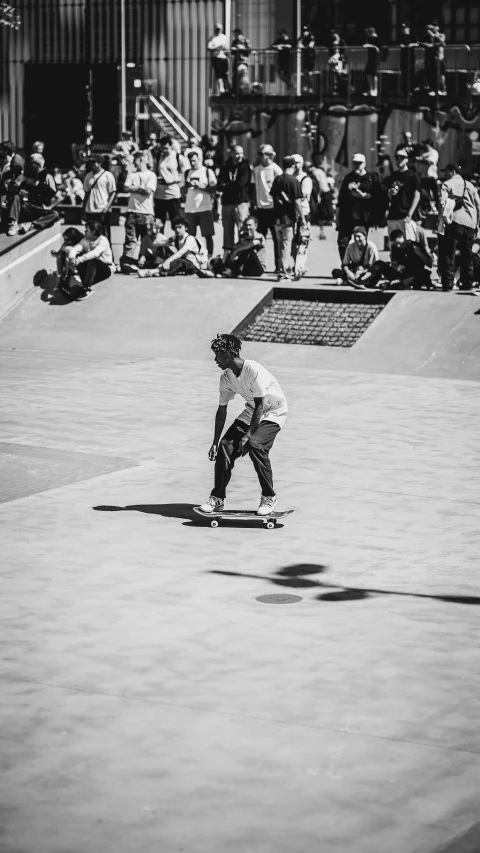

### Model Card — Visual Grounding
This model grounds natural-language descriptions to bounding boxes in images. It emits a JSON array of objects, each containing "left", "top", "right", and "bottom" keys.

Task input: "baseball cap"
[
  {"left": 394, "top": 148, "right": 408, "bottom": 158},
  {"left": 352, "top": 153, "right": 366, "bottom": 163},
  {"left": 441, "top": 163, "right": 460, "bottom": 173},
  {"left": 292, "top": 154, "right": 304, "bottom": 166},
  {"left": 259, "top": 144, "right": 275, "bottom": 155},
  {"left": 352, "top": 226, "right": 367, "bottom": 236}
]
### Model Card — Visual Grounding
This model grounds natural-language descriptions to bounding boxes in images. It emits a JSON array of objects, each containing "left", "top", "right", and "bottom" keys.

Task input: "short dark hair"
[
  {"left": 172, "top": 215, "right": 189, "bottom": 229},
  {"left": 1, "top": 140, "right": 15, "bottom": 156},
  {"left": 423, "top": 138, "right": 434, "bottom": 147},
  {"left": 159, "top": 135, "right": 174, "bottom": 147},
  {"left": 244, "top": 215, "right": 258, "bottom": 228},
  {"left": 283, "top": 155, "right": 296, "bottom": 169},
  {"left": 89, "top": 154, "right": 102, "bottom": 165},
  {"left": 63, "top": 227, "right": 84, "bottom": 245},
  {"left": 85, "top": 219, "right": 103, "bottom": 237},
  {"left": 389, "top": 229, "right": 405, "bottom": 241}
]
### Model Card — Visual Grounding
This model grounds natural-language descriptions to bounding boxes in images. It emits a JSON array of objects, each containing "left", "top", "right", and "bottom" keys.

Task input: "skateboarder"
[{"left": 199, "top": 334, "right": 288, "bottom": 516}]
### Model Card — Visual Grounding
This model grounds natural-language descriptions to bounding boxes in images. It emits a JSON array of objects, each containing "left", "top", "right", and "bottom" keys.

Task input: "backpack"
[{"left": 303, "top": 172, "right": 321, "bottom": 217}]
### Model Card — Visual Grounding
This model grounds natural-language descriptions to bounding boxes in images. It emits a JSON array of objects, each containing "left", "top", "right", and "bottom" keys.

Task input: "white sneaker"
[
  {"left": 199, "top": 495, "right": 225, "bottom": 513},
  {"left": 7, "top": 222, "right": 18, "bottom": 236},
  {"left": 256, "top": 495, "right": 277, "bottom": 516}
]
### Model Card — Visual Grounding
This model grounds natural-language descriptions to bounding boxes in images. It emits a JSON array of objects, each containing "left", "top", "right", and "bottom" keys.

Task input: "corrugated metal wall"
[{"left": 0, "top": 0, "right": 226, "bottom": 147}]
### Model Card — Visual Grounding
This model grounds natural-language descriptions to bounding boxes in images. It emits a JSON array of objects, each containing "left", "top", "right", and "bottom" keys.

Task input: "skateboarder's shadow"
[{"left": 93, "top": 503, "right": 196, "bottom": 521}]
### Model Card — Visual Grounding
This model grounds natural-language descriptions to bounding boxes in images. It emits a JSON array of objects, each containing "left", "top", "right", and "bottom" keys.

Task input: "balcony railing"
[{"left": 209, "top": 45, "right": 477, "bottom": 109}]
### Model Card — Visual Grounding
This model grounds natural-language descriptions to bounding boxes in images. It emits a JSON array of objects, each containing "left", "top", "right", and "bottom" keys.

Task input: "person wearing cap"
[
  {"left": 207, "top": 23, "right": 229, "bottom": 94},
  {"left": 384, "top": 148, "right": 421, "bottom": 239},
  {"left": 253, "top": 145, "right": 282, "bottom": 272},
  {"left": 438, "top": 164, "right": 480, "bottom": 292},
  {"left": 218, "top": 144, "right": 252, "bottom": 259},
  {"left": 331, "top": 225, "right": 379, "bottom": 288},
  {"left": 292, "top": 154, "right": 313, "bottom": 279},
  {"left": 336, "top": 152, "right": 384, "bottom": 261},
  {"left": 270, "top": 155, "right": 305, "bottom": 280}
]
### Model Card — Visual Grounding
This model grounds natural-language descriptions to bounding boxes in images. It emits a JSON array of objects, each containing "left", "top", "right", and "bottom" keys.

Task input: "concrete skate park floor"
[{"left": 2, "top": 233, "right": 480, "bottom": 853}]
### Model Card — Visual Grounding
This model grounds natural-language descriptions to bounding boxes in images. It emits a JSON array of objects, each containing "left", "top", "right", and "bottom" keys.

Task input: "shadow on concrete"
[
  {"left": 93, "top": 503, "right": 196, "bottom": 520},
  {"left": 211, "top": 563, "right": 480, "bottom": 605},
  {"left": 33, "top": 270, "right": 70, "bottom": 306},
  {"left": 430, "top": 820, "right": 480, "bottom": 853}
]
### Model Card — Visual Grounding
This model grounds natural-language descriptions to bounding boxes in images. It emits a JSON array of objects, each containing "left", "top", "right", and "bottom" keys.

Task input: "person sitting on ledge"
[
  {"left": 372, "top": 227, "right": 434, "bottom": 290},
  {"left": 137, "top": 215, "right": 213, "bottom": 278},
  {"left": 67, "top": 220, "right": 115, "bottom": 298},
  {"left": 331, "top": 225, "right": 379, "bottom": 289},
  {"left": 214, "top": 216, "right": 266, "bottom": 278}
]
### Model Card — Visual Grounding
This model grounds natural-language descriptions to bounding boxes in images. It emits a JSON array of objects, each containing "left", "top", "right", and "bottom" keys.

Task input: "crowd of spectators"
[
  {"left": 207, "top": 20, "right": 454, "bottom": 99},
  {"left": 2, "top": 127, "right": 479, "bottom": 296}
]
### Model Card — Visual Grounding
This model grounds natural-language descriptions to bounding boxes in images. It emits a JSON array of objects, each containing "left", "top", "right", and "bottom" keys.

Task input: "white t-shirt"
[
  {"left": 219, "top": 359, "right": 288, "bottom": 429},
  {"left": 83, "top": 170, "right": 116, "bottom": 213},
  {"left": 184, "top": 166, "right": 215, "bottom": 213},
  {"left": 75, "top": 235, "right": 114, "bottom": 267},
  {"left": 124, "top": 169, "right": 157, "bottom": 214},
  {"left": 254, "top": 162, "right": 283, "bottom": 209},
  {"left": 208, "top": 33, "right": 228, "bottom": 58},
  {"left": 155, "top": 151, "right": 188, "bottom": 201},
  {"left": 297, "top": 171, "right": 313, "bottom": 218}
]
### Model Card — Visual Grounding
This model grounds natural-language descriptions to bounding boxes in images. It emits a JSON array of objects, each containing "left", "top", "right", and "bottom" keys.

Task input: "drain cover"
[{"left": 256, "top": 594, "right": 302, "bottom": 604}]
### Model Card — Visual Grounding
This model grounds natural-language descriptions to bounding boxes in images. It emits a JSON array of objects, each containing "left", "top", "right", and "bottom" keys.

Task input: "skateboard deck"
[{"left": 193, "top": 507, "right": 294, "bottom": 529}]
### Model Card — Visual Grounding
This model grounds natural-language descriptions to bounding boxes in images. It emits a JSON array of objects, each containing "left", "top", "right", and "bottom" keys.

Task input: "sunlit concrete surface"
[{"left": 1, "top": 228, "right": 480, "bottom": 853}]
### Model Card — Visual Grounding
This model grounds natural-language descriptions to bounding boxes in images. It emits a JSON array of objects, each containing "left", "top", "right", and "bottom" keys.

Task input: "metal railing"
[{"left": 209, "top": 45, "right": 476, "bottom": 108}]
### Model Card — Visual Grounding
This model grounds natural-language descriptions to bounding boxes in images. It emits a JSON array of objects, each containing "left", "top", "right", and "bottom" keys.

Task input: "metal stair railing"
[{"left": 148, "top": 94, "right": 201, "bottom": 144}]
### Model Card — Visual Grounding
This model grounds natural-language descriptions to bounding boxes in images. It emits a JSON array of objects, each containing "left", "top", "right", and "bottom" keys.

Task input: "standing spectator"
[
  {"left": 83, "top": 154, "right": 116, "bottom": 242},
  {"left": 0, "top": 140, "right": 24, "bottom": 181},
  {"left": 112, "top": 131, "right": 138, "bottom": 191},
  {"left": 438, "top": 164, "right": 480, "bottom": 292},
  {"left": 253, "top": 143, "right": 282, "bottom": 272},
  {"left": 432, "top": 22, "right": 447, "bottom": 96},
  {"left": 184, "top": 146, "right": 217, "bottom": 257},
  {"left": 336, "top": 153, "right": 384, "bottom": 260},
  {"left": 420, "top": 24, "right": 447, "bottom": 97},
  {"left": 144, "top": 132, "right": 159, "bottom": 170},
  {"left": 416, "top": 138, "right": 440, "bottom": 210},
  {"left": 306, "top": 159, "right": 332, "bottom": 239},
  {"left": 328, "top": 30, "right": 347, "bottom": 97},
  {"left": 297, "top": 24, "right": 316, "bottom": 93},
  {"left": 363, "top": 26, "right": 380, "bottom": 97},
  {"left": 384, "top": 148, "right": 421, "bottom": 238},
  {"left": 207, "top": 23, "right": 229, "bottom": 94},
  {"left": 121, "top": 151, "right": 157, "bottom": 264},
  {"left": 398, "top": 23, "right": 416, "bottom": 94},
  {"left": 231, "top": 29, "right": 251, "bottom": 94},
  {"left": 271, "top": 30, "right": 293, "bottom": 91},
  {"left": 153, "top": 135, "right": 188, "bottom": 233},
  {"left": 395, "top": 131, "right": 417, "bottom": 171},
  {"left": 218, "top": 144, "right": 251, "bottom": 258},
  {"left": 292, "top": 154, "right": 313, "bottom": 279},
  {"left": 270, "top": 155, "right": 305, "bottom": 280}
]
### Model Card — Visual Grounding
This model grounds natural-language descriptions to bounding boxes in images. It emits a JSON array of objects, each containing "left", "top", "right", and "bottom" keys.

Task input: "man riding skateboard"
[{"left": 199, "top": 334, "right": 288, "bottom": 516}]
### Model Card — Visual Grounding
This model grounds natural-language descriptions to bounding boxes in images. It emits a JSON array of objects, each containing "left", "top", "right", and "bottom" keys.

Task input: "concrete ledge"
[{"left": 0, "top": 223, "right": 62, "bottom": 319}]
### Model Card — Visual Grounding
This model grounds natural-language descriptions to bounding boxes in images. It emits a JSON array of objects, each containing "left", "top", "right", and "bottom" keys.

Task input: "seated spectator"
[
  {"left": 121, "top": 220, "right": 171, "bottom": 274},
  {"left": 137, "top": 215, "right": 213, "bottom": 278},
  {"left": 68, "top": 220, "right": 115, "bottom": 297},
  {"left": 331, "top": 225, "right": 379, "bottom": 288},
  {"left": 52, "top": 226, "right": 85, "bottom": 293},
  {"left": 0, "top": 140, "right": 24, "bottom": 182},
  {"left": 214, "top": 215, "right": 266, "bottom": 278},
  {"left": 3, "top": 156, "right": 57, "bottom": 235},
  {"left": 1, "top": 162, "right": 26, "bottom": 235},
  {"left": 373, "top": 227, "right": 433, "bottom": 289},
  {"left": 63, "top": 169, "right": 85, "bottom": 205}
]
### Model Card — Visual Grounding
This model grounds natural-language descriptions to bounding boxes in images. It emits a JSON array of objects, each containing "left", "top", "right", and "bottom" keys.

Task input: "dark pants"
[
  {"left": 85, "top": 210, "right": 111, "bottom": 242},
  {"left": 154, "top": 197, "right": 181, "bottom": 231},
  {"left": 256, "top": 208, "right": 280, "bottom": 270},
  {"left": 123, "top": 212, "right": 154, "bottom": 258},
  {"left": 5, "top": 194, "right": 46, "bottom": 224},
  {"left": 439, "top": 223, "right": 475, "bottom": 290},
  {"left": 212, "top": 418, "right": 280, "bottom": 500},
  {"left": 369, "top": 260, "right": 432, "bottom": 289},
  {"left": 78, "top": 259, "right": 112, "bottom": 289}
]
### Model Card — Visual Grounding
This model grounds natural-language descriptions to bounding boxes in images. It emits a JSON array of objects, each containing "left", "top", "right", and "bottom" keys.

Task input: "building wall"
[{"left": 0, "top": 0, "right": 224, "bottom": 152}]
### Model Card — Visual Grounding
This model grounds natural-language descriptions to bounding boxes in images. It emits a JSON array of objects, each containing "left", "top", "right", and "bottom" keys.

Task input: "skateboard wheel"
[
  {"left": 210, "top": 519, "right": 219, "bottom": 528},
  {"left": 266, "top": 521, "right": 274, "bottom": 529}
]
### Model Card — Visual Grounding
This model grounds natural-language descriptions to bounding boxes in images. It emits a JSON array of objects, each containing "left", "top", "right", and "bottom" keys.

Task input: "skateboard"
[
  {"left": 293, "top": 223, "right": 310, "bottom": 281},
  {"left": 193, "top": 507, "right": 294, "bottom": 529}
]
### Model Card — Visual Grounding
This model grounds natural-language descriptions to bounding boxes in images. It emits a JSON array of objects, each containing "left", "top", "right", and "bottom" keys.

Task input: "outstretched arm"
[{"left": 209, "top": 405, "right": 227, "bottom": 460}]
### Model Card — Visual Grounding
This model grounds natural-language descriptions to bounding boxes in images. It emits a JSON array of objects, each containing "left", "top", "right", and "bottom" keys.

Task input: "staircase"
[{"left": 146, "top": 94, "right": 201, "bottom": 147}]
